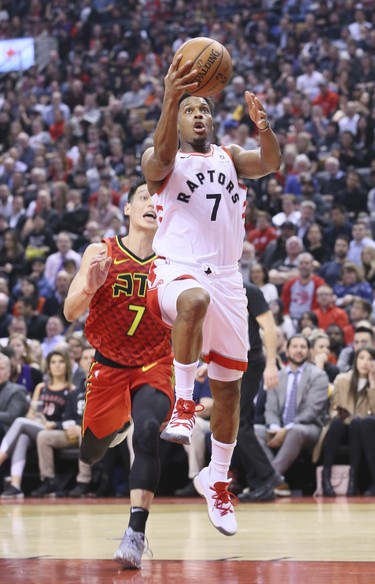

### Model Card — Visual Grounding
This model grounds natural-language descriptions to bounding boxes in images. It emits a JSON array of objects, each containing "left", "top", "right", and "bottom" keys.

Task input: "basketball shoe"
[
  {"left": 193, "top": 466, "right": 238, "bottom": 536},
  {"left": 113, "top": 527, "right": 152, "bottom": 569},
  {"left": 160, "top": 398, "right": 203, "bottom": 445}
]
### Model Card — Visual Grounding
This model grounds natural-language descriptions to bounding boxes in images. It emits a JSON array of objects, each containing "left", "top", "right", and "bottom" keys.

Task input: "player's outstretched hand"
[
  {"left": 85, "top": 250, "right": 112, "bottom": 295},
  {"left": 245, "top": 91, "right": 269, "bottom": 131},
  {"left": 164, "top": 53, "right": 199, "bottom": 100}
]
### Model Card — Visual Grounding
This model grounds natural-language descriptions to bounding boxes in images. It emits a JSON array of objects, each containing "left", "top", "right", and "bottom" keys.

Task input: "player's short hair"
[
  {"left": 127, "top": 177, "right": 147, "bottom": 204},
  {"left": 178, "top": 92, "right": 215, "bottom": 116}
]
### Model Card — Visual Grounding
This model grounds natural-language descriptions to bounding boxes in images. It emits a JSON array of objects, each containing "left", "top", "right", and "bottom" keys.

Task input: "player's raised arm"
[
  {"left": 228, "top": 91, "right": 282, "bottom": 180},
  {"left": 141, "top": 54, "right": 198, "bottom": 183},
  {"left": 63, "top": 242, "right": 112, "bottom": 322}
]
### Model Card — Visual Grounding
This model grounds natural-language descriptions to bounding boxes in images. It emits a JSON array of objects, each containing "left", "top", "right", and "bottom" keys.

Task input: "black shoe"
[
  {"left": 346, "top": 468, "right": 358, "bottom": 497},
  {"left": 175, "top": 480, "right": 199, "bottom": 497},
  {"left": 363, "top": 484, "right": 375, "bottom": 496},
  {"left": 68, "top": 482, "right": 91, "bottom": 497},
  {"left": 31, "top": 479, "right": 57, "bottom": 498},
  {"left": 238, "top": 473, "right": 283, "bottom": 502},
  {"left": 322, "top": 468, "right": 335, "bottom": 497},
  {"left": 238, "top": 488, "right": 276, "bottom": 502}
]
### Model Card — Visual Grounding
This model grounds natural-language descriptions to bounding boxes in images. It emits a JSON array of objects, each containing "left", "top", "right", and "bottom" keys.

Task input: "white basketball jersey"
[{"left": 152, "top": 145, "right": 247, "bottom": 267}]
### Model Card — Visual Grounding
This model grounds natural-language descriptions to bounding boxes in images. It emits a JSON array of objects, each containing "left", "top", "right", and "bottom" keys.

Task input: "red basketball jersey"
[{"left": 85, "top": 236, "right": 172, "bottom": 367}]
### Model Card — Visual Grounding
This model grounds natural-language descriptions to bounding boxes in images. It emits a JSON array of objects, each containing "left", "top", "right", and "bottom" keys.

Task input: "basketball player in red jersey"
[
  {"left": 64, "top": 179, "right": 174, "bottom": 569},
  {"left": 141, "top": 54, "right": 281, "bottom": 536}
]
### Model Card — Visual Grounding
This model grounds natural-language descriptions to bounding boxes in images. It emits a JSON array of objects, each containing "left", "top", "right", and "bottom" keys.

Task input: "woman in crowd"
[
  {"left": 0, "top": 228, "right": 26, "bottom": 290},
  {"left": 7, "top": 333, "right": 44, "bottom": 394},
  {"left": 298, "top": 310, "right": 319, "bottom": 337},
  {"left": 0, "top": 349, "right": 72, "bottom": 499},
  {"left": 269, "top": 298, "right": 295, "bottom": 339},
  {"left": 360, "top": 246, "right": 375, "bottom": 288},
  {"left": 333, "top": 262, "right": 373, "bottom": 307},
  {"left": 304, "top": 223, "right": 330, "bottom": 265},
  {"left": 319, "top": 347, "right": 375, "bottom": 497},
  {"left": 249, "top": 262, "right": 279, "bottom": 304}
]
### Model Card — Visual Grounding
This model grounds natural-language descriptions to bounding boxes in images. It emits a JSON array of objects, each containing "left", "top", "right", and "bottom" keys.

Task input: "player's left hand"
[
  {"left": 245, "top": 91, "right": 269, "bottom": 130},
  {"left": 85, "top": 250, "right": 112, "bottom": 294}
]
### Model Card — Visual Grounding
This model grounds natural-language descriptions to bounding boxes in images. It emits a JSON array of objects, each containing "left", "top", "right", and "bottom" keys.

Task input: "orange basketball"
[{"left": 175, "top": 37, "right": 233, "bottom": 97}]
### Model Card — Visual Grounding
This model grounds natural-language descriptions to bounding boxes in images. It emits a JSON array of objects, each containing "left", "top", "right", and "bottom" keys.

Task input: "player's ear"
[{"left": 124, "top": 202, "right": 130, "bottom": 217}]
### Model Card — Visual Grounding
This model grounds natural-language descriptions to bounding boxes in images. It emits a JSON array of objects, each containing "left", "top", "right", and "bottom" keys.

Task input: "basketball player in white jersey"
[{"left": 142, "top": 53, "right": 282, "bottom": 536}]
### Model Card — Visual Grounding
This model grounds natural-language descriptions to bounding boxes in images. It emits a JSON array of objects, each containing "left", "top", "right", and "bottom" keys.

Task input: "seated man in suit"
[{"left": 255, "top": 334, "right": 329, "bottom": 496}]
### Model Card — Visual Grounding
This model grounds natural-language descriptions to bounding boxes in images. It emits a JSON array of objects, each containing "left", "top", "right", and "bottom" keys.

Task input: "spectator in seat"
[
  {"left": 309, "top": 330, "right": 340, "bottom": 383},
  {"left": 254, "top": 334, "right": 329, "bottom": 497},
  {"left": 17, "top": 296, "right": 48, "bottom": 342},
  {"left": 326, "top": 324, "right": 346, "bottom": 366},
  {"left": 360, "top": 246, "right": 375, "bottom": 288},
  {"left": 6, "top": 334, "right": 43, "bottom": 395},
  {"left": 248, "top": 211, "right": 278, "bottom": 258},
  {"left": 269, "top": 299, "right": 296, "bottom": 341},
  {"left": 333, "top": 262, "right": 373, "bottom": 308},
  {"left": 337, "top": 325, "right": 375, "bottom": 373},
  {"left": 312, "top": 80, "right": 339, "bottom": 118},
  {"left": 40, "top": 316, "right": 65, "bottom": 358},
  {"left": 323, "top": 205, "right": 352, "bottom": 254},
  {"left": 30, "top": 345, "right": 96, "bottom": 498},
  {"left": 347, "top": 220, "right": 375, "bottom": 266},
  {"left": 280, "top": 252, "right": 325, "bottom": 327},
  {"left": 268, "top": 235, "right": 304, "bottom": 287},
  {"left": 0, "top": 292, "right": 12, "bottom": 339},
  {"left": 0, "top": 354, "right": 29, "bottom": 442},
  {"left": 44, "top": 231, "right": 81, "bottom": 288},
  {"left": 317, "top": 347, "right": 375, "bottom": 497},
  {"left": 319, "top": 158, "right": 346, "bottom": 208},
  {"left": 0, "top": 350, "right": 72, "bottom": 499},
  {"left": 249, "top": 262, "right": 279, "bottom": 305},
  {"left": 319, "top": 235, "right": 349, "bottom": 287},
  {"left": 343, "top": 297, "right": 372, "bottom": 346},
  {"left": 261, "top": 220, "right": 297, "bottom": 272},
  {"left": 313, "top": 285, "right": 350, "bottom": 332},
  {"left": 272, "top": 194, "right": 301, "bottom": 228}
]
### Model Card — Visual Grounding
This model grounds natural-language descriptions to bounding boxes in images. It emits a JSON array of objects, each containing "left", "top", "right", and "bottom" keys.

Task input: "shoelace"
[
  {"left": 124, "top": 531, "right": 153, "bottom": 559},
  {"left": 168, "top": 398, "right": 204, "bottom": 431},
  {"left": 210, "top": 482, "right": 239, "bottom": 516}
]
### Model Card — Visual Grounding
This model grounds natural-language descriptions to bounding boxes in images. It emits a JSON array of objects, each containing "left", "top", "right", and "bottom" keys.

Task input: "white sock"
[
  {"left": 173, "top": 359, "right": 199, "bottom": 402},
  {"left": 209, "top": 435, "right": 236, "bottom": 483}
]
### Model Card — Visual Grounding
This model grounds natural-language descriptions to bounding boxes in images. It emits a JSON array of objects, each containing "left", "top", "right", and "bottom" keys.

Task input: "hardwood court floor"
[{"left": 1, "top": 497, "right": 375, "bottom": 583}]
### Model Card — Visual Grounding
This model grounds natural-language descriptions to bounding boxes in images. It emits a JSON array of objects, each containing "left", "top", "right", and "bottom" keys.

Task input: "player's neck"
[
  {"left": 120, "top": 231, "right": 154, "bottom": 259},
  {"left": 180, "top": 139, "right": 212, "bottom": 154}
]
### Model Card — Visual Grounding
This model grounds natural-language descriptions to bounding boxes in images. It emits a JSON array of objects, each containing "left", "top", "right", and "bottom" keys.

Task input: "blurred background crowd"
[{"left": 0, "top": 0, "right": 375, "bottom": 498}]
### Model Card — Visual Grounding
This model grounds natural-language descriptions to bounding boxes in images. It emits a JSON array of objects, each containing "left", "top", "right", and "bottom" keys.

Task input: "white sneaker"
[
  {"left": 193, "top": 466, "right": 238, "bottom": 536},
  {"left": 113, "top": 527, "right": 152, "bottom": 569},
  {"left": 160, "top": 398, "right": 203, "bottom": 445}
]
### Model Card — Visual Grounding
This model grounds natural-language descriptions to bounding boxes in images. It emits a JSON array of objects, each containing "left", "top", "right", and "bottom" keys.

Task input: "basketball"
[{"left": 175, "top": 37, "right": 233, "bottom": 97}]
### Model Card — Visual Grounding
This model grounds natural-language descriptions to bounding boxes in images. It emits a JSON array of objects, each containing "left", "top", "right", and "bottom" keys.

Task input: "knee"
[
  {"left": 134, "top": 418, "right": 160, "bottom": 455},
  {"left": 177, "top": 288, "right": 210, "bottom": 322},
  {"left": 36, "top": 430, "right": 49, "bottom": 447},
  {"left": 79, "top": 444, "right": 96, "bottom": 466}
]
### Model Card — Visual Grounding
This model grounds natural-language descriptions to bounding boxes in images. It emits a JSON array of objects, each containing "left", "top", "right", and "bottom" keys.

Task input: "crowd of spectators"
[{"left": 0, "top": 0, "right": 375, "bottom": 496}]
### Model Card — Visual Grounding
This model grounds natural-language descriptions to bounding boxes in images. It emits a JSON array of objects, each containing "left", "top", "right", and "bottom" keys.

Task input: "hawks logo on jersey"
[{"left": 85, "top": 236, "right": 172, "bottom": 367}]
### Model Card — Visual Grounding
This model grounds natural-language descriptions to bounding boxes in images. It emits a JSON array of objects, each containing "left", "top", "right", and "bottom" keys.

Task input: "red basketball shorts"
[{"left": 82, "top": 355, "right": 174, "bottom": 439}]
